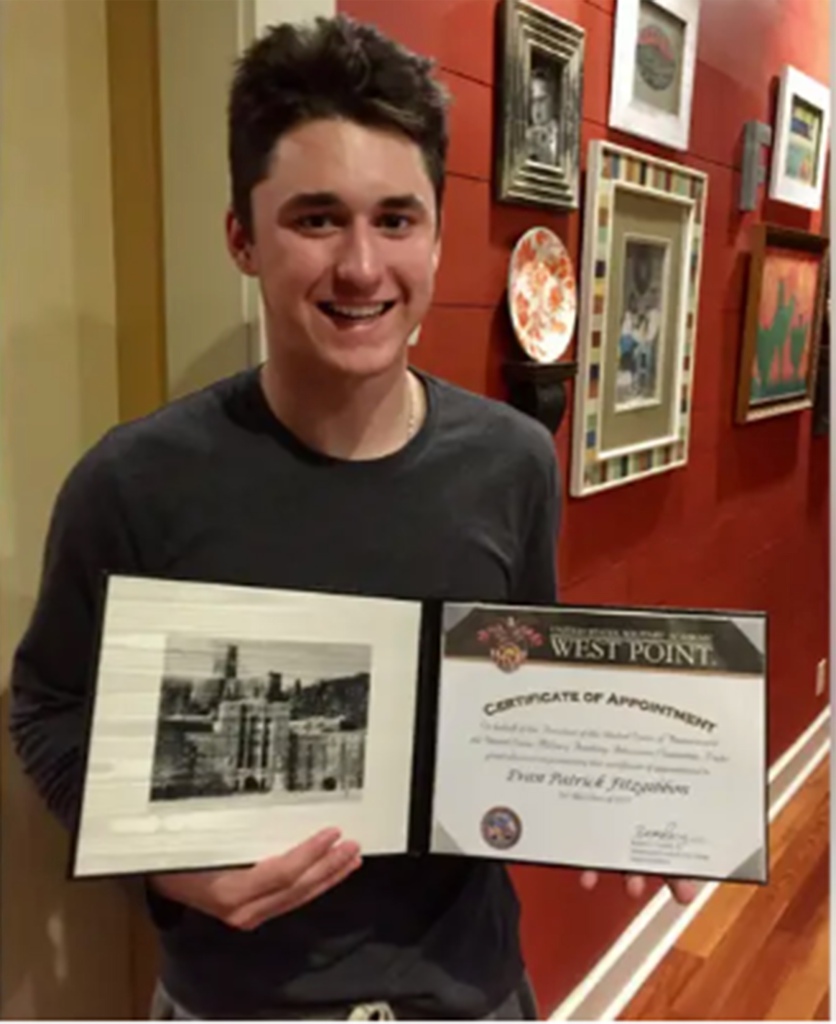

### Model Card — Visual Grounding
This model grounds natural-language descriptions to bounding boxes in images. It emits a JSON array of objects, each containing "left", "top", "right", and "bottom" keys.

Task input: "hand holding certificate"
[
  {"left": 149, "top": 827, "right": 362, "bottom": 930},
  {"left": 580, "top": 871, "right": 700, "bottom": 906},
  {"left": 70, "top": 577, "right": 768, "bottom": 887}
]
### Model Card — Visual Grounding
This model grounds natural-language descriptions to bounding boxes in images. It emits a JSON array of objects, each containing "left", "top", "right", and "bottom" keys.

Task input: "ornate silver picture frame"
[{"left": 495, "top": 0, "right": 584, "bottom": 211}]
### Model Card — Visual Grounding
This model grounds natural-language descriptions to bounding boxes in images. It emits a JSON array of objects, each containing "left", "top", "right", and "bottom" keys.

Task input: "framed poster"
[
  {"left": 495, "top": 0, "right": 585, "bottom": 211},
  {"left": 769, "top": 66, "right": 830, "bottom": 211},
  {"left": 735, "top": 225, "right": 829, "bottom": 425},
  {"left": 570, "top": 140, "right": 708, "bottom": 498},
  {"left": 609, "top": 0, "right": 700, "bottom": 151}
]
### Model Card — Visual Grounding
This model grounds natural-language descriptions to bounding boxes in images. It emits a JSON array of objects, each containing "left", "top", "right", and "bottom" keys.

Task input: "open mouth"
[{"left": 317, "top": 300, "right": 397, "bottom": 325}]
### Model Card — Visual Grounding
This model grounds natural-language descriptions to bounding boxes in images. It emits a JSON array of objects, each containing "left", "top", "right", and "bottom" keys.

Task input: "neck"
[{"left": 259, "top": 354, "right": 424, "bottom": 461}]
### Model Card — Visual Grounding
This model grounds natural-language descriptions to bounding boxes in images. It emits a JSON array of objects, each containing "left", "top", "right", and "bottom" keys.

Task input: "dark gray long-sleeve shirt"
[{"left": 10, "top": 366, "right": 560, "bottom": 1019}]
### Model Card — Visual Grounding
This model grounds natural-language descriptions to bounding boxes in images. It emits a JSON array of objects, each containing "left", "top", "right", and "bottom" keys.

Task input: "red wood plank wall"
[{"left": 339, "top": 0, "right": 830, "bottom": 1013}]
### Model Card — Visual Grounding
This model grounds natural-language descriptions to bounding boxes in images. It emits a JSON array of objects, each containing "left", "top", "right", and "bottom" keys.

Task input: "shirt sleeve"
[
  {"left": 9, "top": 435, "right": 143, "bottom": 831},
  {"left": 513, "top": 437, "right": 562, "bottom": 605}
]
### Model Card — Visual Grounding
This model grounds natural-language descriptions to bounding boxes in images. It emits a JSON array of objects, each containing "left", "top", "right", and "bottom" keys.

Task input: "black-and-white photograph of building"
[{"left": 150, "top": 636, "right": 371, "bottom": 804}]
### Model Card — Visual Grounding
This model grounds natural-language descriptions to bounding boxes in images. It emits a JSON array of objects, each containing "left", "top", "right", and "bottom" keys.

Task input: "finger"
[
  {"left": 579, "top": 871, "right": 599, "bottom": 890},
  {"left": 230, "top": 827, "right": 344, "bottom": 904},
  {"left": 277, "top": 852, "right": 363, "bottom": 919},
  {"left": 235, "top": 845, "right": 362, "bottom": 930},
  {"left": 668, "top": 879, "right": 699, "bottom": 905},
  {"left": 625, "top": 875, "right": 646, "bottom": 899},
  {"left": 278, "top": 839, "right": 362, "bottom": 909},
  {"left": 231, "top": 839, "right": 358, "bottom": 929}
]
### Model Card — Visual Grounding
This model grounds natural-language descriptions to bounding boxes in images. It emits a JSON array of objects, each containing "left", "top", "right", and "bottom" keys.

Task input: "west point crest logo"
[{"left": 476, "top": 617, "right": 544, "bottom": 672}]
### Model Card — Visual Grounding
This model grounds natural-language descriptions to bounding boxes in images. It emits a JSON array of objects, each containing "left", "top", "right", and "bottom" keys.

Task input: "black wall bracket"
[{"left": 502, "top": 359, "right": 578, "bottom": 435}]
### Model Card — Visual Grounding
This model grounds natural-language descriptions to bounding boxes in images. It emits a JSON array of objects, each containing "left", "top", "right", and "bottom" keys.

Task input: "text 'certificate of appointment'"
[{"left": 430, "top": 604, "right": 767, "bottom": 883}]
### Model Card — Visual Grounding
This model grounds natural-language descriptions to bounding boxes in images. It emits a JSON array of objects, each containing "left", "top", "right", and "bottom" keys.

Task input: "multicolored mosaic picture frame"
[{"left": 570, "top": 140, "right": 708, "bottom": 498}]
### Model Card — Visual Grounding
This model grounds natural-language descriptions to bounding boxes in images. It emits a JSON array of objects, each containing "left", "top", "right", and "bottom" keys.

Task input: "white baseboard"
[{"left": 549, "top": 706, "right": 831, "bottom": 1022}]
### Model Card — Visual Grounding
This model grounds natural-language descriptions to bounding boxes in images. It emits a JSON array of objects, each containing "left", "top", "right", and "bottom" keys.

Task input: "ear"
[
  {"left": 225, "top": 209, "right": 258, "bottom": 277},
  {"left": 431, "top": 208, "right": 444, "bottom": 274},
  {"left": 431, "top": 236, "right": 442, "bottom": 275}
]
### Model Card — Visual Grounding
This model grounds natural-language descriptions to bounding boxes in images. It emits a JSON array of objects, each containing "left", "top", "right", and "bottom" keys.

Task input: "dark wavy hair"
[{"left": 228, "top": 14, "right": 450, "bottom": 239}]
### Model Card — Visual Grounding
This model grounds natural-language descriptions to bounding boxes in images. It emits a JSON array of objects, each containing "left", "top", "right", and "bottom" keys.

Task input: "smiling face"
[{"left": 227, "top": 117, "right": 441, "bottom": 381}]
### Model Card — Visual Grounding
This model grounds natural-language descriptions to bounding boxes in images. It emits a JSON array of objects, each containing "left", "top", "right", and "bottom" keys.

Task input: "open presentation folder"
[{"left": 70, "top": 575, "right": 769, "bottom": 884}]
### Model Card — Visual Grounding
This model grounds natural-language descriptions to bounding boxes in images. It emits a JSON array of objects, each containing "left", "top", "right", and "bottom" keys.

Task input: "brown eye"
[
  {"left": 296, "top": 213, "right": 336, "bottom": 231},
  {"left": 379, "top": 213, "right": 411, "bottom": 232}
]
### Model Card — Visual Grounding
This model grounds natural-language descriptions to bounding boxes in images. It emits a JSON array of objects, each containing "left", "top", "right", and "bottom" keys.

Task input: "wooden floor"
[{"left": 621, "top": 756, "right": 830, "bottom": 1021}]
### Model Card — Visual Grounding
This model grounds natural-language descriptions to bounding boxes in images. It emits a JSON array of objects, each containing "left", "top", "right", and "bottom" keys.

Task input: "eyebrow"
[
  {"left": 280, "top": 192, "right": 429, "bottom": 215},
  {"left": 281, "top": 191, "right": 341, "bottom": 210},
  {"left": 378, "top": 194, "right": 429, "bottom": 214}
]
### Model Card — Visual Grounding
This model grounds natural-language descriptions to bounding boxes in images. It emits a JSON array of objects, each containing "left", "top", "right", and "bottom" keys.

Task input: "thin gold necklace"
[{"left": 406, "top": 372, "right": 420, "bottom": 440}]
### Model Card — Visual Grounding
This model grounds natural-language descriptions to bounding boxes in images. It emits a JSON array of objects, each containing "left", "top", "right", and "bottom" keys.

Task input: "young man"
[
  {"left": 11, "top": 16, "right": 554, "bottom": 1020},
  {"left": 10, "top": 14, "right": 694, "bottom": 1020}
]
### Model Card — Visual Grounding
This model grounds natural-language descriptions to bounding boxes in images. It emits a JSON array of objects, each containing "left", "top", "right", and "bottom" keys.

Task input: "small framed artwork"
[
  {"left": 570, "top": 140, "right": 708, "bottom": 498},
  {"left": 495, "top": 0, "right": 584, "bottom": 211},
  {"left": 769, "top": 66, "right": 830, "bottom": 211},
  {"left": 609, "top": 0, "right": 700, "bottom": 151},
  {"left": 735, "top": 225, "right": 829, "bottom": 425}
]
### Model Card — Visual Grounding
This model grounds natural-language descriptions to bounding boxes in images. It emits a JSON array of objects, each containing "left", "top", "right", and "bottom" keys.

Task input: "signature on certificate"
[{"left": 630, "top": 821, "right": 708, "bottom": 853}]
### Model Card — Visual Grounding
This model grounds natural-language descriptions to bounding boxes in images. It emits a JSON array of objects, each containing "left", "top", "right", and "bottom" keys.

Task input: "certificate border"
[
  {"left": 68, "top": 570, "right": 112, "bottom": 881},
  {"left": 407, "top": 600, "right": 443, "bottom": 854}
]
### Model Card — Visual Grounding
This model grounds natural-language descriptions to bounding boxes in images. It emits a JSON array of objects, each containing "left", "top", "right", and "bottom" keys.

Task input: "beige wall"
[
  {"left": 0, "top": 0, "right": 132, "bottom": 1017},
  {"left": 158, "top": 0, "right": 258, "bottom": 399}
]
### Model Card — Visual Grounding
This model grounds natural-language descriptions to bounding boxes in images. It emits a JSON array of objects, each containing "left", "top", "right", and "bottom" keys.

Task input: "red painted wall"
[{"left": 340, "top": 0, "right": 830, "bottom": 1013}]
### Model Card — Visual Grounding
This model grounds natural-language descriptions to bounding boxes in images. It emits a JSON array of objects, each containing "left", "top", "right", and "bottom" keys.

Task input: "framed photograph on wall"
[
  {"left": 769, "top": 66, "right": 830, "bottom": 211},
  {"left": 735, "top": 224, "right": 829, "bottom": 425},
  {"left": 495, "top": 0, "right": 584, "bottom": 211},
  {"left": 609, "top": 0, "right": 700, "bottom": 151},
  {"left": 570, "top": 140, "right": 708, "bottom": 498}
]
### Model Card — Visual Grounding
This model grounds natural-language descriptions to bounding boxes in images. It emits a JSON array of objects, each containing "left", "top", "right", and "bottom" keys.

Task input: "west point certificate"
[
  {"left": 71, "top": 578, "right": 767, "bottom": 884},
  {"left": 429, "top": 604, "right": 767, "bottom": 884}
]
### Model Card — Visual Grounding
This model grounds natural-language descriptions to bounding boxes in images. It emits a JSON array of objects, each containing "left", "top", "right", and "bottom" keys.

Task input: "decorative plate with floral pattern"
[{"left": 508, "top": 227, "right": 577, "bottom": 363}]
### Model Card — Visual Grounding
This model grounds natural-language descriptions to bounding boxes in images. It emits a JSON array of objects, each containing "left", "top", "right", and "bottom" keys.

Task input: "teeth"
[{"left": 325, "top": 303, "right": 388, "bottom": 320}]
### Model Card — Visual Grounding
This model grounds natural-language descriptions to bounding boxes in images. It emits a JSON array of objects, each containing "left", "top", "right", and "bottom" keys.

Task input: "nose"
[{"left": 333, "top": 221, "right": 385, "bottom": 292}]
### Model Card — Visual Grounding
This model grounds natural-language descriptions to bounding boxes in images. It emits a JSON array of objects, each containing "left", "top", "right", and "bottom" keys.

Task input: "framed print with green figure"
[{"left": 735, "top": 225, "right": 829, "bottom": 425}]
